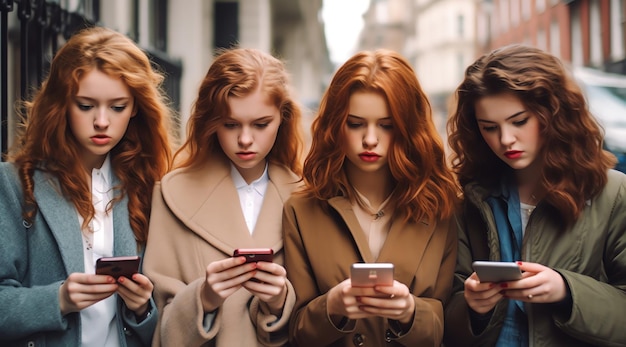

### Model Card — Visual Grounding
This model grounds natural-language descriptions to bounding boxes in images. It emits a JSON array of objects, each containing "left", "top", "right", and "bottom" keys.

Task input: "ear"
[{"left": 131, "top": 99, "right": 138, "bottom": 118}]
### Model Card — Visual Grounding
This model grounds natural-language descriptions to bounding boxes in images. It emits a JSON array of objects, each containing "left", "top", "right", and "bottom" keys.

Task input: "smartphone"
[
  {"left": 95, "top": 255, "right": 141, "bottom": 279},
  {"left": 350, "top": 263, "right": 394, "bottom": 287},
  {"left": 233, "top": 248, "right": 274, "bottom": 263},
  {"left": 472, "top": 261, "right": 522, "bottom": 282}
]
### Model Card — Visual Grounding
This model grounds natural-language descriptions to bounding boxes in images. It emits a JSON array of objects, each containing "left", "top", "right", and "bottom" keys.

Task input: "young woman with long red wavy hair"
[
  {"left": 283, "top": 49, "right": 460, "bottom": 346},
  {"left": 445, "top": 44, "right": 626, "bottom": 346},
  {"left": 0, "top": 26, "right": 174, "bottom": 346}
]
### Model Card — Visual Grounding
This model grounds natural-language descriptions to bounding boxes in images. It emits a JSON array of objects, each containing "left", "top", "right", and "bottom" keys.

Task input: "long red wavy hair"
[
  {"left": 447, "top": 44, "right": 615, "bottom": 225},
  {"left": 10, "top": 26, "right": 174, "bottom": 245},
  {"left": 174, "top": 48, "right": 303, "bottom": 174},
  {"left": 302, "top": 49, "right": 459, "bottom": 223}
]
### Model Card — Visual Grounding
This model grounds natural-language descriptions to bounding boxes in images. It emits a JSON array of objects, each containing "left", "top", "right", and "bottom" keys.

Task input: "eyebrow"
[
  {"left": 225, "top": 115, "right": 276, "bottom": 122},
  {"left": 347, "top": 114, "right": 392, "bottom": 120},
  {"left": 476, "top": 110, "right": 527, "bottom": 123},
  {"left": 75, "top": 96, "right": 131, "bottom": 103}
]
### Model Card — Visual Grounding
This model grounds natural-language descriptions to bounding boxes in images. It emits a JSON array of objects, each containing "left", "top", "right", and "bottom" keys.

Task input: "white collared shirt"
[
  {"left": 230, "top": 163, "right": 269, "bottom": 235},
  {"left": 77, "top": 155, "right": 120, "bottom": 347}
]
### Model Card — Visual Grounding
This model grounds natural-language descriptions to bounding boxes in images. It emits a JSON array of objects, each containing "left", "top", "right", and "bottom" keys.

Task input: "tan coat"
[
  {"left": 144, "top": 155, "right": 301, "bottom": 347},
  {"left": 283, "top": 195, "right": 458, "bottom": 347}
]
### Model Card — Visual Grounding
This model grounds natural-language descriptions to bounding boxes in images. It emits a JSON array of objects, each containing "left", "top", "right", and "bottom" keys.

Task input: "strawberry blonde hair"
[
  {"left": 174, "top": 48, "right": 303, "bottom": 174},
  {"left": 302, "top": 49, "right": 459, "bottom": 223},
  {"left": 10, "top": 26, "right": 174, "bottom": 245},
  {"left": 448, "top": 44, "right": 615, "bottom": 225}
]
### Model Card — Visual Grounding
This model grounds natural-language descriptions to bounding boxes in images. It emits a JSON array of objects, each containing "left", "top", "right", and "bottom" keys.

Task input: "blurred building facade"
[
  {"left": 357, "top": 0, "right": 626, "bottom": 131},
  {"left": 476, "top": 0, "right": 626, "bottom": 74},
  {"left": 0, "top": 0, "right": 331, "bottom": 158},
  {"left": 358, "top": 0, "right": 478, "bottom": 132}
]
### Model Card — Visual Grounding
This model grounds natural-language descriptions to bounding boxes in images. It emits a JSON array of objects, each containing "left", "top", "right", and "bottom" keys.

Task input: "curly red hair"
[
  {"left": 302, "top": 49, "right": 459, "bottom": 222},
  {"left": 10, "top": 26, "right": 174, "bottom": 245},
  {"left": 447, "top": 44, "right": 616, "bottom": 224},
  {"left": 174, "top": 48, "right": 303, "bottom": 174}
]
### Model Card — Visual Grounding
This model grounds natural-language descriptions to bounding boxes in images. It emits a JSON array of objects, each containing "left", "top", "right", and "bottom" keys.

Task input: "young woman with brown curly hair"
[
  {"left": 283, "top": 49, "right": 460, "bottom": 346},
  {"left": 143, "top": 47, "right": 304, "bottom": 347},
  {"left": 0, "top": 26, "right": 174, "bottom": 346},
  {"left": 445, "top": 44, "right": 626, "bottom": 346}
]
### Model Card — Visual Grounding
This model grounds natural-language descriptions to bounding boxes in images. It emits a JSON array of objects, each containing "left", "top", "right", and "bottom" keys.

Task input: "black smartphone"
[
  {"left": 472, "top": 261, "right": 522, "bottom": 282},
  {"left": 96, "top": 255, "right": 141, "bottom": 279},
  {"left": 233, "top": 248, "right": 274, "bottom": 263},
  {"left": 350, "top": 263, "right": 394, "bottom": 287}
]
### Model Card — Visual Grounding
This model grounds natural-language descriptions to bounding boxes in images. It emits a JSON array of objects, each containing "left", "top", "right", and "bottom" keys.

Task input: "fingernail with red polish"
[
  {"left": 500, "top": 283, "right": 508, "bottom": 288},
  {"left": 517, "top": 261, "right": 522, "bottom": 266},
  {"left": 118, "top": 277, "right": 124, "bottom": 283}
]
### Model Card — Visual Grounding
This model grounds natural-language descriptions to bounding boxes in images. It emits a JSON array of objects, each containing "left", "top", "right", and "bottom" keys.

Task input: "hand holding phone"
[
  {"left": 472, "top": 261, "right": 522, "bottom": 282},
  {"left": 96, "top": 256, "right": 141, "bottom": 279},
  {"left": 233, "top": 248, "right": 274, "bottom": 263}
]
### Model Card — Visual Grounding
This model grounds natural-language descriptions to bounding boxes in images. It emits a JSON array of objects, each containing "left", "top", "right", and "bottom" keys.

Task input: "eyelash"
[
  {"left": 346, "top": 121, "right": 393, "bottom": 130},
  {"left": 482, "top": 117, "right": 529, "bottom": 132},
  {"left": 223, "top": 122, "right": 270, "bottom": 129},
  {"left": 77, "top": 104, "right": 127, "bottom": 112}
]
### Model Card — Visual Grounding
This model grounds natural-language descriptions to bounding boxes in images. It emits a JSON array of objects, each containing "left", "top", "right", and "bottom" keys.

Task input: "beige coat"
[
  {"left": 283, "top": 195, "right": 458, "bottom": 347},
  {"left": 144, "top": 155, "right": 301, "bottom": 347}
]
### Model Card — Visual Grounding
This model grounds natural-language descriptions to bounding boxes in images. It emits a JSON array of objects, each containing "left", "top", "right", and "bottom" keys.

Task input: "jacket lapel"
[
  {"left": 328, "top": 197, "right": 375, "bottom": 262},
  {"left": 160, "top": 155, "right": 253, "bottom": 256},
  {"left": 33, "top": 170, "right": 84, "bottom": 275},
  {"left": 328, "top": 194, "right": 436, "bottom": 287}
]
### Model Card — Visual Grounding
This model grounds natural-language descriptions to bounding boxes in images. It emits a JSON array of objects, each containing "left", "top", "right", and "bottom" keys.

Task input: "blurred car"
[{"left": 573, "top": 66, "right": 626, "bottom": 173}]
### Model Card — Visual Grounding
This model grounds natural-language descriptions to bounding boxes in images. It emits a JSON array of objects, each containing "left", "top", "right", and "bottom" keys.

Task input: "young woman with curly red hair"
[
  {"left": 0, "top": 26, "right": 174, "bottom": 346},
  {"left": 283, "top": 49, "right": 460, "bottom": 346},
  {"left": 445, "top": 44, "right": 626, "bottom": 346},
  {"left": 143, "top": 48, "right": 304, "bottom": 347}
]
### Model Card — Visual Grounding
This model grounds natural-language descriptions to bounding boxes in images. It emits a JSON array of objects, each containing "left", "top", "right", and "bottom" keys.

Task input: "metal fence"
[{"left": 0, "top": 0, "right": 182, "bottom": 160}]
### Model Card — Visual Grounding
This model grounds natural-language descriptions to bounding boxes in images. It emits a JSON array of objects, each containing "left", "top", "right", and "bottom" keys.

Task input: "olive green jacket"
[{"left": 444, "top": 169, "right": 626, "bottom": 347}]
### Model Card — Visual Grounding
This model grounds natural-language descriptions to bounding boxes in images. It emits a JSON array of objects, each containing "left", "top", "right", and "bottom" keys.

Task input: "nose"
[
  {"left": 500, "top": 126, "right": 515, "bottom": 146},
  {"left": 362, "top": 124, "right": 379, "bottom": 148},
  {"left": 238, "top": 126, "right": 253, "bottom": 148},
  {"left": 94, "top": 107, "right": 110, "bottom": 130}
]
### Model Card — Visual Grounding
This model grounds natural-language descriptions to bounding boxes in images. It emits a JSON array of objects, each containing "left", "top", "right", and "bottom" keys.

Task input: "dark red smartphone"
[
  {"left": 233, "top": 248, "right": 274, "bottom": 263},
  {"left": 95, "top": 255, "right": 141, "bottom": 279}
]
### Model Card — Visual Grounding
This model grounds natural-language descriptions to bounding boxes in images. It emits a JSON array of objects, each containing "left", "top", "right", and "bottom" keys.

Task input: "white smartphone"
[
  {"left": 350, "top": 263, "right": 394, "bottom": 287},
  {"left": 472, "top": 261, "right": 522, "bottom": 282}
]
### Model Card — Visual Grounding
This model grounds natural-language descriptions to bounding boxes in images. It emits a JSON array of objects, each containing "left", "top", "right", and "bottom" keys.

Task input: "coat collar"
[
  {"left": 328, "top": 195, "right": 436, "bottom": 286},
  {"left": 33, "top": 170, "right": 136, "bottom": 275},
  {"left": 160, "top": 153, "right": 301, "bottom": 256}
]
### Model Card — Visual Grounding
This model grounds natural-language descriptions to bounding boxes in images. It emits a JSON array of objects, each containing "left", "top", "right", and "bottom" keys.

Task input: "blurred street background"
[{"left": 2, "top": 0, "right": 626, "bottom": 170}]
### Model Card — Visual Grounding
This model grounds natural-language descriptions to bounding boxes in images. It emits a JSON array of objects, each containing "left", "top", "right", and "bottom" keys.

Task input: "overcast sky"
[{"left": 321, "top": 0, "right": 370, "bottom": 65}]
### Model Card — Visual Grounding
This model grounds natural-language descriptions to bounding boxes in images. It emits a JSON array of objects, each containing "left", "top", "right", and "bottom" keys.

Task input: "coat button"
[{"left": 353, "top": 333, "right": 365, "bottom": 346}]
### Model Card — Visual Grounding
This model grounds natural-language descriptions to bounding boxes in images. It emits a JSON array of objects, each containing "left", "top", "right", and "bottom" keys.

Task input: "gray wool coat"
[{"left": 0, "top": 162, "right": 157, "bottom": 346}]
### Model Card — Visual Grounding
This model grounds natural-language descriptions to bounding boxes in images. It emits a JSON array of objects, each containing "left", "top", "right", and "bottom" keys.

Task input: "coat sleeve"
[
  {"left": 0, "top": 164, "right": 71, "bottom": 340},
  {"left": 552, "top": 175, "right": 626, "bottom": 346},
  {"left": 391, "top": 213, "right": 458, "bottom": 347}
]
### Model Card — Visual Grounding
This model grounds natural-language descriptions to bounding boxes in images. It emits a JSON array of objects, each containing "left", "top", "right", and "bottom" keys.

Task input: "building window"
[
  {"left": 214, "top": 1, "right": 239, "bottom": 49},
  {"left": 458, "top": 14, "right": 465, "bottom": 37}
]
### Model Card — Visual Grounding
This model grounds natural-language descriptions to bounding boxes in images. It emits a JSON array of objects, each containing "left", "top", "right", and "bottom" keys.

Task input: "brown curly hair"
[{"left": 447, "top": 44, "right": 616, "bottom": 225}]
